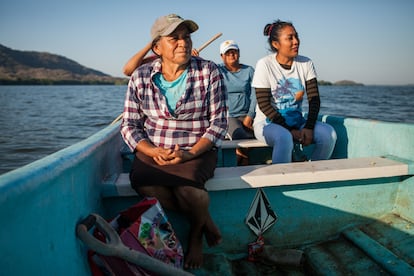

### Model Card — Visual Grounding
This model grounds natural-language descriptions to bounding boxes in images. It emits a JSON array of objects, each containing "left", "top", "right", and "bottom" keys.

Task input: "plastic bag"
[{"left": 89, "top": 197, "right": 184, "bottom": 275}]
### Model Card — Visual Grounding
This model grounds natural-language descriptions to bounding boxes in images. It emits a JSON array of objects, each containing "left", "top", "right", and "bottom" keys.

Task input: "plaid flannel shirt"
[{"left": 121, "top": 57, "right": 228, "bottom": 152}]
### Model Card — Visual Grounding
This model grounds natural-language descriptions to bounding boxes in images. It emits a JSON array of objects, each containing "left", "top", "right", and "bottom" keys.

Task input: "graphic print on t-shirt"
[{"left": 271, "top": 77, "right": 305, "bottom": 128}]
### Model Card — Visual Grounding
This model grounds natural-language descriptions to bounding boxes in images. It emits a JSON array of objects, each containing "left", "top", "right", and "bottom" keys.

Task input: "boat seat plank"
[
  {"left": 220, "top": 139, "right": 269, "bottom": 149},
  {"left": 102, "top": 156, "right": 409, "bottom": 198},
  {"left": 240, "top": 156, "right": 408, "bottom": 188}
]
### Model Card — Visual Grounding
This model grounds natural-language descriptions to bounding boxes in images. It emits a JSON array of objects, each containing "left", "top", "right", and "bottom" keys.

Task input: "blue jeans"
[{"left": 255, "top": 122, "right": 337, "bottom": 163}]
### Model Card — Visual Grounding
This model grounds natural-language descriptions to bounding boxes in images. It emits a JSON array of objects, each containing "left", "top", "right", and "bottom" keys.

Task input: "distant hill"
[
  {"left": 0, "top": 44, "right": 127, "bottom": 85},
  {"left": 333, "top": 80, "right": 364, "bottom": 86}
]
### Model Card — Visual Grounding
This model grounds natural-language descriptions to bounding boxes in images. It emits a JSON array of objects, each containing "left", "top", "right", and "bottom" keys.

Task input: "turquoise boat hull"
[{"left": 1, "top": 115, "right": 413, "bottom": 275}]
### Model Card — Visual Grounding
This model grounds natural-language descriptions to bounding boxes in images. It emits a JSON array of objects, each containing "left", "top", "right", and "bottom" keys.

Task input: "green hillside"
[{"left": 0, "top": 44, "right": 127, "bottom": 85}]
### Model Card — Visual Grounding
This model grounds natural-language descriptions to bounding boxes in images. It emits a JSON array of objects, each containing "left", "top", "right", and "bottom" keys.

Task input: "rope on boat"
[{"left": 110, "top": 32, "right": 222, "bottom": 126}]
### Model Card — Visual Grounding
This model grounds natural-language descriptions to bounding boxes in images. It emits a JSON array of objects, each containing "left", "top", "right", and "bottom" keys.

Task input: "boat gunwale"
[{"left": 0, "top": 123, "right": 121, "bottom": 204}]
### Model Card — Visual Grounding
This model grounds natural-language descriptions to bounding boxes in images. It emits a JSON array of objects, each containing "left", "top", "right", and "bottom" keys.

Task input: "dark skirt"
[{"left": 130, "top": 149, "right": 218, "bottom": 190}]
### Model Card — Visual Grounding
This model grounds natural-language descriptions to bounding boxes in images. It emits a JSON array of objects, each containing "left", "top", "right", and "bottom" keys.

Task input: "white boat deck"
[{"left": 103, "top": 156, "right": 409, "bottom": 197}]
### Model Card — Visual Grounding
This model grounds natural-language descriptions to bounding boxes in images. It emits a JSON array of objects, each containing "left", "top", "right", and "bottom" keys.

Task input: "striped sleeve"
[
  {"left": 255, "top": 88, "right": 292, "bottom": 130},
  {"left": 304, "top": 78, "right": 320, "bottom": 129}
]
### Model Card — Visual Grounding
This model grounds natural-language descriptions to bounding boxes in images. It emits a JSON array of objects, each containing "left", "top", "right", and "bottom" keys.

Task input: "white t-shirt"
[{"left": 252, "top": 54, "right": 317, "bottom": 128}]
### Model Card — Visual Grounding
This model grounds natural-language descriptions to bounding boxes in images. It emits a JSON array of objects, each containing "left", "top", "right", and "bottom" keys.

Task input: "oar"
[
  {"left": 110, "top": 113, "right": 124, "bottom": 125},
  {"left": 197, "top": 32, "right": 222, "bottom": 52},
  {"left": 111, "top": 32, "right": 223, "bottom": 125}
]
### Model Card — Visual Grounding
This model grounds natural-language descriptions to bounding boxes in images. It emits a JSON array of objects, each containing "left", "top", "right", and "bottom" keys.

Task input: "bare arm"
[
  {"left": 123, "top": 43, "right": 200, "bottom": 77},
  {"left": 123, "top": 42, "right": 155, "bottom": 76}
]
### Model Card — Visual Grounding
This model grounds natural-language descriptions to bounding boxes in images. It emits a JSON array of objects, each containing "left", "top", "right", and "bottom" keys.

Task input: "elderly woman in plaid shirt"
[{"left": 121, "top": 14, "right": 228, "bottom": 269}]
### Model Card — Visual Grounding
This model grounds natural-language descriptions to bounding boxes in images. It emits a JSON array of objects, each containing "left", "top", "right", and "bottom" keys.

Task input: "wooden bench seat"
[
  {"left": 220, "top": 139, "right": 269, "bottom": 149},
  {"left": 218, "top": 139, "right": 273, "bottom": 166},
  {"left": 102, "top": 156, "right": 410, "bottom": 198}
]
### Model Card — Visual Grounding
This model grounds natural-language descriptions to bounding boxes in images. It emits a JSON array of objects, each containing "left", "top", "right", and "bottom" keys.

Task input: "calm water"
[
  {"left": 0, "top": 85, "right": 126, "bottom": 174},
  {"left": 0, "top": 85, "right": 413, "bottom": 175}
]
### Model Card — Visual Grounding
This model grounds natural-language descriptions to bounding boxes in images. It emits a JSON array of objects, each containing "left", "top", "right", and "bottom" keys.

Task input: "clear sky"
[{"left": 1, "top": 0, "right": 413, "bottom": 85}]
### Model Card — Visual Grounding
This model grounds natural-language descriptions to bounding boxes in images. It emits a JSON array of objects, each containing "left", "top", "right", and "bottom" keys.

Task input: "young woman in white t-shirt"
[{"left": 252, "top": 20, "right": 337, "bottom": 163}]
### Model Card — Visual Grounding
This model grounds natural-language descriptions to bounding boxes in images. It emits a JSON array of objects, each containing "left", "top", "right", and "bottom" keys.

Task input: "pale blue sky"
[{"left": 1, "top": 0, "right": 413, "bottom": 85}]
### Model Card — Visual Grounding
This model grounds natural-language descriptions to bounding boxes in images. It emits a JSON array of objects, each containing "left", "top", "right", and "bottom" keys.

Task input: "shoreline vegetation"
[{"left": 0, "top": 43, "right": 366, "bottom": 86}]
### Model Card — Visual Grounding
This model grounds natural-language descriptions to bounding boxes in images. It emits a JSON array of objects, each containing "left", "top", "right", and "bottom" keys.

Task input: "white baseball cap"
[{"left": 220, "top": 40, "right": 239, "bottom": 55}]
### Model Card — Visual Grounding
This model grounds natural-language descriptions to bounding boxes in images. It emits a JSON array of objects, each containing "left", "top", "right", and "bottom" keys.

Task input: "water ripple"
[{"left": 0, "top": 84, "right": 412, "bottom": 174}]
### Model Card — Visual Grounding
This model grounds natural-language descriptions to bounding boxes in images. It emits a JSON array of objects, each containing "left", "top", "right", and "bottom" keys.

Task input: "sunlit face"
[
  {"left": 221, "top": 49, "right": 239, "bottom": 66},
  {"left": 272, "top": 25, "right": 300, "bottom": 59},
  {"left": 153, "top": 24, "right": 192, "bottom": 66}
]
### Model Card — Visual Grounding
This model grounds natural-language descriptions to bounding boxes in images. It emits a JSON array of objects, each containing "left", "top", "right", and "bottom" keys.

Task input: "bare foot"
[
  {"left": 236, "top": 148, "right": 248, "bottom": 158},
  {"left": 184, "top": 228, "right": 203, "bottom": 269},
  {"left": 203, "top": 215, "right": 222, "bottom": 247}
]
